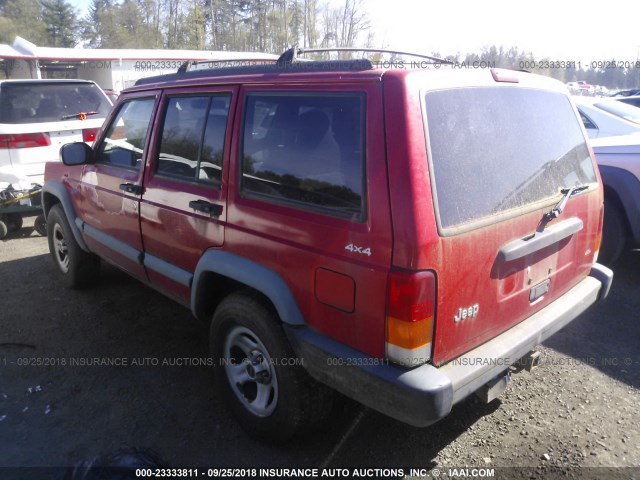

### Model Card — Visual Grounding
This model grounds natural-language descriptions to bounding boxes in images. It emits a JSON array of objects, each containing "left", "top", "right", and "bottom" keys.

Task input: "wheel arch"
[
  {"left": 42, "top": 180, "right": 90, "bottom": 252},
  {"left": 600, "top": 165, "right": 640, "bottom": 246},
  {"left": 191, "top": 250, "right": 306, "bottom": 327}
]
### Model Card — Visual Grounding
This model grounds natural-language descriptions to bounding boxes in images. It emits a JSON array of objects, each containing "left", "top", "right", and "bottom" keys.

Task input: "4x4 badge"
[
  {"left": 454, "top": 304, "right": 479, "bottom": 323},
  {"left": 344, "top": 243, "right": 372, "bottom": 256}
]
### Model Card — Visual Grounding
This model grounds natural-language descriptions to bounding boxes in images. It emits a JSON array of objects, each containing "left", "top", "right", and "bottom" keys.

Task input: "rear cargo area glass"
[
  {"left": 0, "top": 82, "right": 111, "bottom": 124},
  {"left": 425, "top": 88, "right": 597, "bottom": 231}
]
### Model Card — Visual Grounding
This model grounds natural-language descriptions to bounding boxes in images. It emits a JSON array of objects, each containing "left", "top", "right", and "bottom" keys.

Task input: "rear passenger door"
[{"left": 140, "top": 87, "right": 236, "bottom": 304}]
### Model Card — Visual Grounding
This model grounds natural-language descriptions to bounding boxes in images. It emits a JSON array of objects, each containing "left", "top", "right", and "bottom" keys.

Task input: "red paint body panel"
[
  {"left": 225, "top": 82, "right": 392, "bottom": 357},
  {"left": 78, "top": 162, "right": 146, "bottom": 279}
]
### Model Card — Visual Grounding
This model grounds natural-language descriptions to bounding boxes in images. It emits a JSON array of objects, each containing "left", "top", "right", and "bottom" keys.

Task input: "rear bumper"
[{"left": 286, "top": 265, "right": 613, "bottom": 427}]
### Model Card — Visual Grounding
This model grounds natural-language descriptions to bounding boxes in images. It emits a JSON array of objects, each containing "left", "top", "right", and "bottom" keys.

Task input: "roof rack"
[
  {"left": 277, "top": 46, "right": 454, "bottom": 65},
  {"left": 135, "top": 54, "right": 374, "bottom": 87},
  {"left": 135, "top": 45, "right": 450, "bottom": 87}
]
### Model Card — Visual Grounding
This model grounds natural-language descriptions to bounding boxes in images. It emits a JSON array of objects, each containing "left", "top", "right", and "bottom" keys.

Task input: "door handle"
[
  {"left": 119, "top": 183, "right": 142, "bottom": 195},
  {"left": 189, "top": 199, "right": 223, "bottom": 216}
]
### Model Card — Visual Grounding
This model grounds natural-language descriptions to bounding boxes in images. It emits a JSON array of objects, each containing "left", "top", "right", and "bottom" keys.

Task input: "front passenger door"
[{"left": 77, "top": 94, "right": 158, "bottom": 280}]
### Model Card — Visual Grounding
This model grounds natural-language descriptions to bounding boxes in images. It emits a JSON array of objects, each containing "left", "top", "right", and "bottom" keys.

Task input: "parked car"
[
  {"left": 102, "top": 88, "right": 119, "bottom": 103},
  {"left": 590, "top": 133, "right": 640, "bottom": 264},
  {"left": 616, "top": 95, "right": 640, "bottom": 109},
  {"left": 0, "top": 79, "right": 112, "bottom": 187},
  {"left": 577, "top": 80, "right": 594, "bottom": 94},
  {"left": 566, "top": 82, "right": 581, "bottom": 94},
  {"left": 42, "top": 49, "right": 612, "bottom": 442},
  {"left": 610, "top": 88, "right": 640, "bottom": 97},
  {"left": 573, "top": 96, "right": 640, "bottom": 138}
]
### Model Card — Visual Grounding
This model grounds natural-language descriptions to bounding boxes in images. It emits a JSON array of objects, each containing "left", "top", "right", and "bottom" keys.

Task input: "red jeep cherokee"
[{"left": 43, "top": 50, "right": 613, "bottom": 442}]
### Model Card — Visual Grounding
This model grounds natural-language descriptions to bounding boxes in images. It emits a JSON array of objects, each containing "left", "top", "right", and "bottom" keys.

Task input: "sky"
[
  {"left": 68, "top": 0, "right": 639, "bottom": 63},
  {"left": 365, "top": 0, "right": 639, "bottom": 64}
]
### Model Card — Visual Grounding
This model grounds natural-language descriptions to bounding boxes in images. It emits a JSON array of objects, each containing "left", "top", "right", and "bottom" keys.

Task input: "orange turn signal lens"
[{"left": 386, "top": 315, "right": 433, "bottom": 350}]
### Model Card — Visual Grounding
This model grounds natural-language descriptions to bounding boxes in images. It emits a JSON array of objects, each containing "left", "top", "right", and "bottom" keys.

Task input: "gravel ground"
[{"left": 0, "top": 217, "right": 639, "bottom": 480}]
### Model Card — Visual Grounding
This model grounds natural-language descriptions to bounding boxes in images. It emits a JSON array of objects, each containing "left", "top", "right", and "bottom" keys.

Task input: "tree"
[
  {"left": 80, "top": 0, "right": 112, "bottom": 47},
  {"left": 0, "top": 0, "right": 48, "bottom": 44},
  {"left": 40, "top": 0, "right": 79, "bottom": 47}
]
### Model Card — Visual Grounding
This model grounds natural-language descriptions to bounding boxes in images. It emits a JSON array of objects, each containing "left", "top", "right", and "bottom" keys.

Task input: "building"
[{"left": 0, "top": 36, "right": 276, "bottom": 93}]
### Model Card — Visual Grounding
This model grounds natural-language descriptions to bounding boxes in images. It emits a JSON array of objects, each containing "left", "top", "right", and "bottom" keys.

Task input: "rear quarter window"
[
  {"left": 424, "top": 87, "right": 597, "bottom": 232},
  {"left": 240, "top": 93, "right": 366, "bottom": 221}
]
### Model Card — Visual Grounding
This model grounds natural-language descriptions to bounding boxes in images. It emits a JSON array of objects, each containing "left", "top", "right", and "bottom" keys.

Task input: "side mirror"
[{"left": 61, "top": 142, "right": 93, "bottom": 166}]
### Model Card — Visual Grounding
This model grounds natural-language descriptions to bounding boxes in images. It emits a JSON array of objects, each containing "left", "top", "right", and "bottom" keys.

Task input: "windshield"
[
  {"left": 594, "top": 101, "right": 640, "bottom": 124},
  {"left": 0, "top": 82, "right": 112, "bottom": 124},
  {"left": 425, "top": 87, "right": 597, "bottom": 231}
]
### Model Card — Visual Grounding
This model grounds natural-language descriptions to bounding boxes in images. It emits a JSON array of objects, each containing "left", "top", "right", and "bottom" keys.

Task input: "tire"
[
  {"left": 599, "top": 201, "right": 627, "bottom": 266},
  {"left": 0, "top": 220, "right": 7, "bottom": 240},
  {"left": 210, "top": 291, "right": 334, "bottom": 443},
  {"left": 34, "top": 214, "right": 47, "bottom": 236},
  {"left": 47, "top": 204, "right": 100, "bottom": 288},
  {"left": 4, "top": 213, "right": 23, "bottom": 232}
]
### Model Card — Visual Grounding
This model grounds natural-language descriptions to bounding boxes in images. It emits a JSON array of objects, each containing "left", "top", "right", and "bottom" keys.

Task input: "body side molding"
[{"left": 145, "top": 254, "right": 192, "bottom": 287}]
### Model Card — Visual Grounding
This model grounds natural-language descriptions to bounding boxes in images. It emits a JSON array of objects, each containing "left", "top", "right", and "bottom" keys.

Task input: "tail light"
[
  {"left": 386, "top": 269, "right": 436, "bottom": 367},
  {"left": 82, "top": 128, "right": 100, "bottom": 143},
  {"left": 0, "top": 133, "right": 50, "bottom": 149},
  {"left": 594, "top": 203, "right": 604, "bottom": 262}
]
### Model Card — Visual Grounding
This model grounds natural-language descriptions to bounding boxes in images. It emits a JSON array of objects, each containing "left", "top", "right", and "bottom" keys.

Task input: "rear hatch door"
[{"left": 423, "top": 81, "right": 601, "bottom": 365}]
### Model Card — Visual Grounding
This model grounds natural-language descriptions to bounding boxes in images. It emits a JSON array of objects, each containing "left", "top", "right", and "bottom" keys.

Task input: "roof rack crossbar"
[
  {"left": 290, "top": 47, "right": 454, "bottom": 65},
  {"left": 178, "top": 57, "right": 277, "bottom": 72}
]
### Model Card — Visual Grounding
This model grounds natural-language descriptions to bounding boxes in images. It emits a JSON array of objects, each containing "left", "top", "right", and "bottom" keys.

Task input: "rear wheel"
[
  {"left": 47, "top": 204, "right": 100, "bottom": 288},
  {"left": 210, "top": 292, "right": 334, "bottom": 443},
  {"left": 0, "top": 220, "right": 7, "bottom": 240},
  {"left": 600, "top": 201, "right": 628, "bottom": 266}
]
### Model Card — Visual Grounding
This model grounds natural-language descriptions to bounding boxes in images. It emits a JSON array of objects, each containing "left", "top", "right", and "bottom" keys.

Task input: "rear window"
[
  {"left": 0, "top": 82, "right": 111, "bottom": 124},
  {"left": 425, "top": 87, "right": 597, "bottom": 231},
  {"left": 593, "top": 101, "right": 640, "bottom": 124}
]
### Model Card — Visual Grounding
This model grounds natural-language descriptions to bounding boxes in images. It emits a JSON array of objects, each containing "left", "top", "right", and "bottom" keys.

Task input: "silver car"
[
  {"left": 589, "top": 133, "right": 640, "bottom": 264},
  {"left": 573, "top": 96, "right": 640, "bottom": 139}
]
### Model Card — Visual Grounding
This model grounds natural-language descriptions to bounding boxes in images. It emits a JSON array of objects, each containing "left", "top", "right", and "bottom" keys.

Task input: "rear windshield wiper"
[
  {"left": 543, "top": 185, "right": 589, "bottom": 222},
  {"left": 61, "top": 111, "right": 100, "bottom": 120}
]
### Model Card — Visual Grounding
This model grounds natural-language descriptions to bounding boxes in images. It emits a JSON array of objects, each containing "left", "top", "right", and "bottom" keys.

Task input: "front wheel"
[
  {"left": 210, "top": 292, "right": 334, "bottom": 443},
  {"left": 47, "top": 204, "right": 100, "bottom": 288}
]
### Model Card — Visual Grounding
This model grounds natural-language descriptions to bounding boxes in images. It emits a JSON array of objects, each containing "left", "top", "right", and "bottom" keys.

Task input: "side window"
[
  {"left": 579, "top": 111, "right": 597, "bottom": 130},
  {"left": 241, "top": 94, "right": 365, "bottom": 221},
  {"left": 96, "top": 98, "right": 155, "bottom": 169},
  {"left": 156, "top": 94, "right": 230, "bottom": 187}
]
